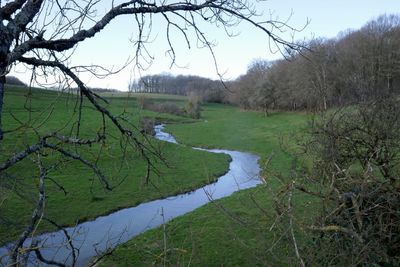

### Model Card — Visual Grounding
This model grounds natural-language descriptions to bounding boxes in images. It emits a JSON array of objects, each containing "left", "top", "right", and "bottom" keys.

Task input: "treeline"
[
  {"left": 130, "top": 74, "right": 225, "bottom": 103},
  {"left": 229, "top": 14, "right": 400, "bottom": 111},
  {"left": 5, "top": 76, "right": 26, "bottom": 86},
  {"left": 130, "top": 14, "right": 400, "bottom": 112}
]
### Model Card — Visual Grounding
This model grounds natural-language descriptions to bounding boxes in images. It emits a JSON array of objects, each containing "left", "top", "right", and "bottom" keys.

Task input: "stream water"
[{"left": 0, "top": 124, "right": 261, "bottom": 266}]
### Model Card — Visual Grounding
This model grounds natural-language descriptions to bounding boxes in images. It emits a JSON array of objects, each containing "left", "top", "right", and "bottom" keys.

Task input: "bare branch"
[
  {"left": 7, "top": 0, "right": 45, "bottom": 38},
  {"left": 44, "top": 142, "right": 112, "bottom": 190},
  {"left": 10, "top": 154, "right": 46, "bottom": 265},
  {"left": 0, "top": 141, "right": 44, "bottom": 172},
  {"left": 0, "top": 0, "right": 27, "bottom": 20}
]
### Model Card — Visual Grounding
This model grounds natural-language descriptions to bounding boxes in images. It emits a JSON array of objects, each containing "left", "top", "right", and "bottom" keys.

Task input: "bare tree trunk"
[{"left": 0, "top": 75, "right": 4, "bottom": 140}]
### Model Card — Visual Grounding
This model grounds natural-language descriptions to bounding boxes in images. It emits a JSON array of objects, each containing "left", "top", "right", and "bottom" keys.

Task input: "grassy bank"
[
  {"left": 0, "top": 87, "right": 230, "bottom": 245},
  {"left": 100, "top": 103, "right": 313, "bottom": 266},
  {"left": 167, "top": 103, "right": 309, "bottom": 177}
]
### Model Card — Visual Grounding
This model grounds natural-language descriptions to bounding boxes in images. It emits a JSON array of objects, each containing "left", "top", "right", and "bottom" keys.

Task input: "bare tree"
[
  {"left": 229, "top": 14, "right": 400, "bottom": 112},
  {"left": 0, "top": 0, "right": 303, "bottom": 265}
]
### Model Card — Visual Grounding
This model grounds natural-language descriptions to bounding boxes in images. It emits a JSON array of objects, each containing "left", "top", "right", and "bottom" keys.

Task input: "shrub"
[
  {"left": 139, "top": 117, "right": 155, "bottom": 135},
  {"left": 184, "top": 92, "right": 202, "bottom": 119},
  {"left": 138, "top": 96, "right": 184, "bottom": 117},
  {"left": 137, "top": 94, "right": 150, "bottom": 109},
  {"left": 263, "top": 96, "right": 400, "bottom": 266},
  {"left": 156, "top": 102, "right": 184, "bottom": 116},
  {"left": 140, "top": 94, "right": 201, "bottom": 119},
  {"left": 296, "top": 97, "right": 400, "bottom": 265}
]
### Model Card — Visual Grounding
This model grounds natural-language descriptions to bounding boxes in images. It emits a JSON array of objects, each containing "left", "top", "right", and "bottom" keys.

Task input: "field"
[
  {"left": 98, "top": 91, "right": 188, "bottom": 101},
  {"left": 0, "top": 86, "right": 230, "bottom": 245},
  {"left": 1, "top": 87, "right": 313, "bottom": 266},
  {"left": 99, "top": 102, "right": 314, "bottom": 266}
]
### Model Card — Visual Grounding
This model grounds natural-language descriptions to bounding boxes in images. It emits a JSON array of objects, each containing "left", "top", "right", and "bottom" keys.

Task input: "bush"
[
  {"left": 263, "top": 96, "right": 400, "bottom": 266},
  {"left": 298, "top": 97, "right": 400, "bottom": 265},
  {"left": 137, "top": 94, "right": 150, "bottom": 109},
  {"left": 139, "top": 97, "right": 185, "bottom": 117},
  {"left": 156, "top": 102, "right": 184, "bottom": 116},
  {"left": 139, "top": 117, "right": 155, "bottom": 135},
  {"left": 139, "top": 93, "right": 202, "bottom": 119},
  {"left": 184, "top": 92, "right": 202, "bottom": 119}
]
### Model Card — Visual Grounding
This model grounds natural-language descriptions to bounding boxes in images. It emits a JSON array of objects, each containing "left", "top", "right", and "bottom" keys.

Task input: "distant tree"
[
  {"left": 254, "top": 80, "right": 276, "bottom": 116},
  {"left": 5, "top": 75, "right": 26, "bottom": 86},
  {"left": 132, "top": 73, "right": 225, "bottom": 102},
  {"left": 229, "top": 14, "right": 400, "bottom": 112},
  {"left": 229, "top": 59, "right": 269, "bottom": 109}
]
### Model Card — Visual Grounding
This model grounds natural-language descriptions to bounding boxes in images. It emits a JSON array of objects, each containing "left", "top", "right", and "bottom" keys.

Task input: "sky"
[{"left": 10, "top": 0, "right": 400, "bottom": 91}]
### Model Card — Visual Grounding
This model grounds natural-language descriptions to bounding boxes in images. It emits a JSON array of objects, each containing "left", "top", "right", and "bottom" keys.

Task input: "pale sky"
[{"left": 11, "top": 0, "right": 400, "bottom": 91}]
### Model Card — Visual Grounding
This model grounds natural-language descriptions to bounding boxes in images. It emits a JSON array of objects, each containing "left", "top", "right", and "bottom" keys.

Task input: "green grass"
[
  {"left": 0, "top": 86, "right": 230, "bottom": 245},
  {"left": 100, "top": 103, "right": 314, "bottom": 266},
  {"left": 99, "top": 91, "right": 188, "bottom": 102},
  {"left": 100, "top": 186, "right": 317, "bottom": 266},
  {"left": 166, "top": 104, "right": 309, "bottom": 176},
  {"left": 1, "top": 87, "right": 314, "bottom": 265}
]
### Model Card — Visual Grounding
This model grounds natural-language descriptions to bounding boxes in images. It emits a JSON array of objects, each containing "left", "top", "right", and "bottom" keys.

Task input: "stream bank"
[{"left": 0, "top": 124, "right": 261, "bottom": 266}]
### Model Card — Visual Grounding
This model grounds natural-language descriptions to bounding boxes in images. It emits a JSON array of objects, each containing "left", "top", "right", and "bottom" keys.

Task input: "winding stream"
[{"left": 0, "top": 124, "right": 261, "bottom": 266}]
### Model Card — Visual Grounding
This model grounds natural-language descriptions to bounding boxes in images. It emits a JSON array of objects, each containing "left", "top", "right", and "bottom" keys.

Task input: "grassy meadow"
[
  {"left": 99, "top": 102, "right": 315, "bottom": 266},
  {"left": 166, "top": 104, "right": 309, "bottom": 175},
  {"left": 0, "top": 86, "right": 230, "bottom": 245},
  {"left": 1, "top": 86, "right": 314, "bottom": 266}
]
